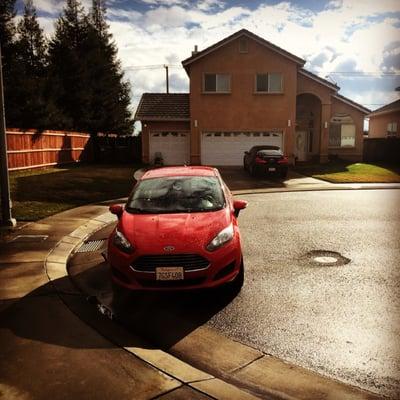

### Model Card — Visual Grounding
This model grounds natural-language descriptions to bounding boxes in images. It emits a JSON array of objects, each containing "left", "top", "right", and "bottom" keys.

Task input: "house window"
[
  {"left": 387, "top": 122, "right": 398, "bottom": 137},
  {"left": 329, "top": 114, "right": 356, "bottom": 147},
  {"left": 256, "top": 73, "right": 283, "bottom": 93},
  {"left": 204, "top": 74, "right": 230, "bottom": 93},
  {"left": 239, "top": 38, "right": 248, "bottom": 53}
]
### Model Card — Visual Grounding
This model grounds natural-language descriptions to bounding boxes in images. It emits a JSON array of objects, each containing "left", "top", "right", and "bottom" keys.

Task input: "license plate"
[
  {"left": 156, "top": 267, "right": 184, "bottom": 280},
  {"left": 268, "top": 167, "right": 276, "bottom": 172}
]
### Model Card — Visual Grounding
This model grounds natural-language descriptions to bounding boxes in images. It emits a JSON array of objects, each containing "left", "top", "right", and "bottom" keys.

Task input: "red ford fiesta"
[{"left": 108, "top": 166, "right": 247, "bottom": 291}]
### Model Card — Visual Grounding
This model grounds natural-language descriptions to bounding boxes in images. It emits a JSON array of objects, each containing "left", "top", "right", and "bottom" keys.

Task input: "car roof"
[{"left": 141, "top": 166, "right": 218, "bottom": 180}]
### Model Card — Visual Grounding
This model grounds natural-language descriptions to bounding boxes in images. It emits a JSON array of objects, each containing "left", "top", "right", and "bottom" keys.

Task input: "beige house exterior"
[{"left": 135, "top": 29, "right": 370, "bottom": 166}]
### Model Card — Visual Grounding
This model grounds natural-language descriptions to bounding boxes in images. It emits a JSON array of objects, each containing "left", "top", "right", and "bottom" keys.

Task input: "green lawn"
[
  {"left": 6, "top": 163, "right": 140, "bottom": 221},
  {"left": 295, "top": 161, "right": 400, "bottom": 183}
]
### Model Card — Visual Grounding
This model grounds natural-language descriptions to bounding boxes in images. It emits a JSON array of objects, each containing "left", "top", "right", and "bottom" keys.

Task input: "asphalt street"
[{"left": 207, "top": 189, "right": 400, "bottom": 398}]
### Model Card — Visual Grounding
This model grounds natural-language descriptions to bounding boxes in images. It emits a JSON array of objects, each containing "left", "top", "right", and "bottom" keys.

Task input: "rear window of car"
[
  {"left": 126, "top": 176, "right": 225, "bottom": 214},
  {"left": 257, "top": 149, "right": 283, "bottom": 156}
]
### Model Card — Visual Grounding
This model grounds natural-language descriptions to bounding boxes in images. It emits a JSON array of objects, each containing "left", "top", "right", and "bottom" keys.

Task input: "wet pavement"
[
  {"left": 67, "top": 189, "right": 400, "bottom": 399},
  {"left": 208, "top": 189, "right": 400, "bottom": 398}
]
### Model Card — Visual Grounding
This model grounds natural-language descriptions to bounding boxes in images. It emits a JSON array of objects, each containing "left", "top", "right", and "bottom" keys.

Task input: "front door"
[{"left": 294, "top": 131, "right": 307, "bottom": 162}]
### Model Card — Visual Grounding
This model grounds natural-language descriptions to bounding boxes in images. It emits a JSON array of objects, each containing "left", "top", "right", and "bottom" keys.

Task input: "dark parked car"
[{"left": 243, "top": 146, "right": 289, "bottom": 178}]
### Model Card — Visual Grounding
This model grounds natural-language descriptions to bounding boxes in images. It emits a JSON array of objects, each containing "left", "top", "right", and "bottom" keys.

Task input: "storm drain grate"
[
  {"left": 77, "top": 239, "right": 107, "bottom": 253},
  {"left": 304, "top": 250, "right": 350, "bottom": 267}
]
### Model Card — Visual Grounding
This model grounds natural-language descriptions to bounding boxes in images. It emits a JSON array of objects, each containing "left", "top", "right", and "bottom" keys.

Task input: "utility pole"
[
  {"left": 0, "top": 44, "right": 16, "bottom": 228},
  {"left": 164, "top": 65, "right": 169, "bottom": 93}
]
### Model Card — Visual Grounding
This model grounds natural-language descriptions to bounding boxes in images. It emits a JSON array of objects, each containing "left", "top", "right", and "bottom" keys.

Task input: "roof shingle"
[{"left": 135, "top": 93, "right": 190, "bottom": 121}]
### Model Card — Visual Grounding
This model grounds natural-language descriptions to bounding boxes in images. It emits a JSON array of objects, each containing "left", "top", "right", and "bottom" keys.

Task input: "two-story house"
[{"left": 135, "top": 29, "right": 370, "bottom": 166}]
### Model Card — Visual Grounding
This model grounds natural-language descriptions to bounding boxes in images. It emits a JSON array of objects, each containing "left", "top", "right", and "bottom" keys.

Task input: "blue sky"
[{"left": 16, "top": 0, "right": 400, "bottom": 114}]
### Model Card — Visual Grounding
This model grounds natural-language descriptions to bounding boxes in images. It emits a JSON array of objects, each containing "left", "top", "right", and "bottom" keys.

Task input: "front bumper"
[{"left": 109, "top": 239, "right": 242, "bottom": 291}]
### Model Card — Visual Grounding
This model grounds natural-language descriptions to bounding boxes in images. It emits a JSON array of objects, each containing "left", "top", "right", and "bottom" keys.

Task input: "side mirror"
[
  {"left": 109, "top": 204, "right": 123, "bottom": 218},
  {"left": 244, "top": 151, "right": 249, "bottom": 155},
  {"left": 233, "top": 199, "right": 248, "bottom": 217}
]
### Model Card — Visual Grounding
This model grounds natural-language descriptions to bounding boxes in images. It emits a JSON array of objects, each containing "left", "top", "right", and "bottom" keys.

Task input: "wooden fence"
[
  {"left": 6, "top": 129, "right": 92, "bottom": 171},
  {"left": 363, "top": 137, "right": 400, "bottom": 164}
]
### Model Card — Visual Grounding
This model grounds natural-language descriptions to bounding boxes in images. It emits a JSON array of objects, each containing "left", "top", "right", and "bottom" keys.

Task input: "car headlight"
[
  {"left": 206, "top": 224, "right": 234, "bottom": 252},
  {"left": 113, "top": 228, "right": 134, "bottom": 254}
]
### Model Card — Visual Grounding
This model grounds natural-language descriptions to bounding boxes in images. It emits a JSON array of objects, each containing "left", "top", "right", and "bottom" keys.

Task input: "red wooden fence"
[{"left": 6, "top": 129, "right": 92, "bottom": 171}]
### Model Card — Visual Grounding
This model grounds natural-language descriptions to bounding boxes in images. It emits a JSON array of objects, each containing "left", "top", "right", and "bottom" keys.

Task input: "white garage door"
[
  {"left": 149, "top": 132, "right": 189, "bottom": 165},
  {"left": 201, "top": 131, "right": 283, "bottom": 166}
]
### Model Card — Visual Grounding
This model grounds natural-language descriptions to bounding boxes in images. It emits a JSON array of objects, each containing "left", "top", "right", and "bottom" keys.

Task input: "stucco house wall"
[
  {"left": 368, "top": 110, "right": 400, "bottom": 138},
  {"left": 188, "top": 36, "right": 298, "bottom": 164}
]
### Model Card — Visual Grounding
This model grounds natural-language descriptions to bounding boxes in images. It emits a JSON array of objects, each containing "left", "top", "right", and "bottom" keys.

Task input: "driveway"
[{"left": 206, "top": 167, "right": 332, "bottom": 192}]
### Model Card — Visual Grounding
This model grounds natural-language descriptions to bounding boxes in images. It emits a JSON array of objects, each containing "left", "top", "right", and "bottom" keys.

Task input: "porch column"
[
  {"left": 319, "top": 103, "right": 331, "bottom": 163},
  {"left": 190, "top": 119, "right": 201, "bottom": 165},
  {"left": 142, "top": 123, "right": 150, "bottom": 164}
]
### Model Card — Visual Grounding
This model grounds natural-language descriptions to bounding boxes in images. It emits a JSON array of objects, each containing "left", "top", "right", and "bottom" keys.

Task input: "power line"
[
  {"left": 125, "top": 64, "right": 182, "bottom": 71},
  {"left": 324, "top": 71, "right": 400, "bottom": 76},
  {"left": 125, "top": 64, "right": 400, "bottom": 76}
]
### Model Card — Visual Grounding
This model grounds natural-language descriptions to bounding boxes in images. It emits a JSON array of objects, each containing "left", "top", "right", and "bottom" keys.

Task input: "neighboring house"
[
  {"left": 135, "top": 29, "right": 370, "bottom": 166},
  {"left": 367, "top": 99, "right": 400, "bottom": 138}
]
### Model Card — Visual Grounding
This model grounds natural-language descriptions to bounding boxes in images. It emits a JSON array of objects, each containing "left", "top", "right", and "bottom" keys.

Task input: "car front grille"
[{"left": 131, "top": 254, "right": 210, "bottom": 272}]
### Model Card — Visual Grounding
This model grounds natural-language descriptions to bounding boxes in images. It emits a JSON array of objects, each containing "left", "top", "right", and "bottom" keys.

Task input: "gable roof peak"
[{"left": 182, "top": 28, "right": 305, "bottom": 72}]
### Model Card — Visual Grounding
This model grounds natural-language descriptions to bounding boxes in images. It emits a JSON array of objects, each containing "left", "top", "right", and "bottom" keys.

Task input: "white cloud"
[
  {"left": 25, "top": 0, "right": 400, "bottom": 112},
  {"left": 196, "top": 0, "right": 225, "bottom": 11},
  {"left": 33, "top": 0, "right": 92, "bottom": 15}
]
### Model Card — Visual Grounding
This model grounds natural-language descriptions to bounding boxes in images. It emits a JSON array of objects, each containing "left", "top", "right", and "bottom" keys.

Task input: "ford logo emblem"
[{"left": 164, "top": 246, "right": 175, "bottom": 252}]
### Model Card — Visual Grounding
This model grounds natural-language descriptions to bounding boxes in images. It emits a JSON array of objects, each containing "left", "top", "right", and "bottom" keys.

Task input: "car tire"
[
  {"left": 280, "top": 169, "right": 288, "bottom": 179},
  {"left": 250, "top": 165, "right": 257, "bottom": 177}
]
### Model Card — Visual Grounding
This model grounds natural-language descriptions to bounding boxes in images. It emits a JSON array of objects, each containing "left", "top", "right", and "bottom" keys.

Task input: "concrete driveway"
[{"left": 208, "top": 166, "right": 331, "bottom": 192}]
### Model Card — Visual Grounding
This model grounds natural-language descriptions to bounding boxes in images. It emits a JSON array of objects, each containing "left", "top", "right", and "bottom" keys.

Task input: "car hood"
[{"left": 118, "top": 208, "right": 231, "bottom": 253}]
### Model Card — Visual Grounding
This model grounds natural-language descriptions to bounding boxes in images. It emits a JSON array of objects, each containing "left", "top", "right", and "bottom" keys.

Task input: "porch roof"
[{"left": 135, "top": 93, "right": 190, "bottom": 121}]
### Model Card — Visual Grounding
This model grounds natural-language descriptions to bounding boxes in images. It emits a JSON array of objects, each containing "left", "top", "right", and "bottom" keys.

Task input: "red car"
[{"left": 108, "top": 166, "right": 247, "bottom": 292}]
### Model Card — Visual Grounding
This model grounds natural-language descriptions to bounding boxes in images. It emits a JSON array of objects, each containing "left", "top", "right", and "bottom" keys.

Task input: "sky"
[{"left": 16, "top": 0, "right": 400, "bottom": 116}]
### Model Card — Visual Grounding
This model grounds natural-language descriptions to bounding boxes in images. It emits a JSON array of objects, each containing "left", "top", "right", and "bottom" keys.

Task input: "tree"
[
  {"left": 11, "top": 0, "right": 49, "bottom": 127},
  {"left": 83, "top": 0, "right": 133, "bottom": 135},
  {"left": 0, "top": 0, "right": 17, "bottom": 127},
  {"left": 0, "top": 0, "right": 16, "bottom": 61},
  {"left": 47, "top": 0, "right": 91, "bottom": 130}
]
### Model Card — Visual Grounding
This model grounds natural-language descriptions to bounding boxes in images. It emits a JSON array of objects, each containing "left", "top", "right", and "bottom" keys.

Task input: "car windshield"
[{"left": 126, "top": 176, "right": 225, "bottom": 214}]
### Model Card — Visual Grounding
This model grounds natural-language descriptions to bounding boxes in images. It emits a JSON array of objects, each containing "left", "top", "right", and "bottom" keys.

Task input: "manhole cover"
[
  {"left": 77, "top": 239, "right": 107, "bottom": 253},
  {"left": 305, "top": 250, "right": 350, "bottom": 267}
]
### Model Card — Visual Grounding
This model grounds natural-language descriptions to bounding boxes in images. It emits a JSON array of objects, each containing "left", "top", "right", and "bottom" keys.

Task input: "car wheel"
[
  {"left": 250, "top": 165, "right": 257, "bottom": 177},
  {"left": 280, "top": 169, "right": 288, "bottom": 179}
]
